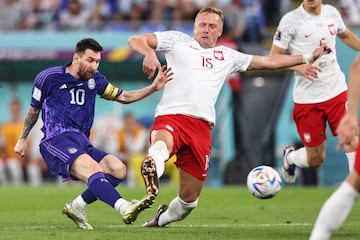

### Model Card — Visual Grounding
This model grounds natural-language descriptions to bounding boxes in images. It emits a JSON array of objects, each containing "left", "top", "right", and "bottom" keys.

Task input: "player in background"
[
  {"left": 270, "top": 0, "right": 360, "bottom": 184},
  {"left": 14, "top": 38, "right": 173, "bottom": 229},
  {"left": 309, "top": 55, "right": 360, "bottom": 240},
  {"left": 127, "top": 6, "right": 331, "bottom": 227},
  {"left": 0, "top": 98, "right": 25, "bottom": 184}
]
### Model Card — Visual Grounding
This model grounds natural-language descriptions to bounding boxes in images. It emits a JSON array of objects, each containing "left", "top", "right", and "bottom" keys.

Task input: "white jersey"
[
  {"left": 154, "top": 31, "right": 253, "bottom": 125},
  {"left": 273, "top": 4, "right": 347, "bottom": 104}
]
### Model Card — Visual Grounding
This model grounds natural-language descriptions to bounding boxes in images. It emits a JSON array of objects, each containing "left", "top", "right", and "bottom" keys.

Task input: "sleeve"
[
  {"left": 332, "top": 6, "right": 347, "bottom": 34},
  {"left": 155, "top": 30, "right": 193, "bottom": 52},
  {"left": 96, "top": 73, "right": 123, "bottom": 100},
  {"left": 228, "top": 48, "right": 253, "bottom": 73},
  {"left": 30, "top": 71, "right": 50, "bottom": 109},
  {"left": 272, "top": 13, "right": 295, "bottom": 50}
]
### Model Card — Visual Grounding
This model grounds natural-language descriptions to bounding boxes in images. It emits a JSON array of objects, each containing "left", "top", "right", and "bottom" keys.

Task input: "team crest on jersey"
[
  {"left": 67, "top": 147, "right": 78, "bottom": 154},
  {"left": 213, "top": 50, "right": 224, "bottom": 60},
  {"left": 328, "top": 24, "right": 336, "bottom": 35},
  {"left": 88, "top": 78, "right": 96, "bottom": 89},
  {"left": 303, "top": 132, "right": 311, "bottom": 143}
]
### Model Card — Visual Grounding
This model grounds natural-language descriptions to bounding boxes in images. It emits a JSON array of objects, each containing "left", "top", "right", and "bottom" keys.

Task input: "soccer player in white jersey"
[
  {"left": 310, "top": 55, "right": 360, "bottom": 240},
  {"left": 127, "top": 6, "right": 330, "bottom": 227},
  {"left": 270, "top": 0, "right": 360, "bottom": 184}
]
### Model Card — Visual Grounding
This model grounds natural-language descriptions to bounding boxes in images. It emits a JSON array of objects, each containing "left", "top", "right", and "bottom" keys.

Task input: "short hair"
[
  {"left": 75, "top": 38, "right": 103, "bottom": 54},
  {"left": 195, "top": 7, "right": 224, "bottom": 24}
]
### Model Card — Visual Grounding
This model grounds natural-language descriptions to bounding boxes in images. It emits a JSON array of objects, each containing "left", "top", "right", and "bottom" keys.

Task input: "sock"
[
  {"left": 287, "top": 147, "right": 309, "bottom": 168},
  {"left": 81, "top": 174, "right": 123, "bottom": 204},
  {"left": 114, "top": 198, "right": 131, "bottom": 215},
  {"left": 158, "top": 196, "right": 198, "bottom": 227},
  {"left": 345, "top": 152, "right": 355, "bottom": 171},
  {"left": 309, "top": 181, "right": 359, "bottom": 240},
  {"left": 87, "top": 172, "right": 122, "bottom": 208},
  {"left": 72, "top": 195, "right": 87, "bottom": 210},
  {"left": 148, "top": 140, "right": 169, "bottom": 177}
]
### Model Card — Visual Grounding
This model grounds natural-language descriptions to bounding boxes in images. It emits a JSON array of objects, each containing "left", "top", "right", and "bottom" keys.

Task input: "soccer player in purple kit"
[{"left": 13, "top": 38, "right": 173, "bottom": 229}]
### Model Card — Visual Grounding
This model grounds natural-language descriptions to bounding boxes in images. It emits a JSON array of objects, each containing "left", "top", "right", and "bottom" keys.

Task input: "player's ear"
[{"left": 73, "top": 53, "right": 80, "bottom": 63}]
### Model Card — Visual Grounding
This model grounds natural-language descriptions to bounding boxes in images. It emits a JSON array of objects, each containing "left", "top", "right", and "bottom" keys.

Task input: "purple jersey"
[{"left": 30, "top": 64, "right": 122, "bottom": 141}]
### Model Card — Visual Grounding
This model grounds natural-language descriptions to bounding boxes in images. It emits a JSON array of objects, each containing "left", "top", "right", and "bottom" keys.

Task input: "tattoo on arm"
[{"left": 20, "top": 107, "right": 40, "bottom": 139}]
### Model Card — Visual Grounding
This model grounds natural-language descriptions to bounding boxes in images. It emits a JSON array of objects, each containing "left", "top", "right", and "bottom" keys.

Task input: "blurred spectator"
[
  {"left": 88, "top": 0, "right": 114, "bottom": 30},
  {"left": 116, "top": 112, "right": 148, "bottom": 187},
  {"left": 0, "top": 0, "right": 23, "bottom": 31},
  {"left": 112, "top": 0, "right": 150, "bottom": 22},
  {"left": 239, "top": 0, "right": 267, "bottom": 43},
  {"left": 18, "top": 0, "right": 60, "bottom": 30},
  {"left": 337, "top": 0, "right": 360, "bottom": 26},
  {"left": 27, "top": 116, "right": 44, "bottom": 186},
  {"left": 56, "top": 0, "right": 90, "bottom": 30},
  {"left": 0, "top": 98, "right": 25, "bottom": 184}
]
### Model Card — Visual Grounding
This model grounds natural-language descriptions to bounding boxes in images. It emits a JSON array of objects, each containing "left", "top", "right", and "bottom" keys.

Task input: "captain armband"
[{"left": 101, "top": 83, "right": 122, "bottom": 100}]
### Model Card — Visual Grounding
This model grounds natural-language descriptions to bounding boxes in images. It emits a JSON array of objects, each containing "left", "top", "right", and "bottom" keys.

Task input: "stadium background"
[{"left": 0, "top": 0, "right": 358, "bottom": 188}]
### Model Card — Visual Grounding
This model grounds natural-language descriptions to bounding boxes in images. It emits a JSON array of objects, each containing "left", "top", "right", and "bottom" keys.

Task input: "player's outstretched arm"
[
  {"left": 14, "top": 106, "right": 41, "bottom": 157},
  {"left": 248, "top": 43, "right": 331, "bottom": 70},
  {"left": 115, "top": 65, "right": 173, "bottom": 104}
]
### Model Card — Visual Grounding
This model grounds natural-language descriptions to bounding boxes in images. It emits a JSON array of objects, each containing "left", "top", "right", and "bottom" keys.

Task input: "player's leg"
[
  {"left": 309, "top": 170, "right": 360, "bottom": 240},
  {"left": 143, "top": 168, "right": 204, "bottom": 227},
  {"left": 141, "top": 128, "right": 173, "bottom": 196},
  {"left": 70, "top": 154, "right": 154, "bottom": 224},
  {"left": 282, "top": 103, "right": 326, "bottom": 183},
  {"left": 143, "top": 115, "right": 210, "bottom": 227},
  {"left": 327, "top": 91, "right": 357, "bottom": 171}
]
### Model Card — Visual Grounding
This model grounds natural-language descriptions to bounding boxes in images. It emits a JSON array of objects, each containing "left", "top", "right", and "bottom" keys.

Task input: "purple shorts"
[{"left": 40, "top": 131, "right": 107, "bottom": 181}]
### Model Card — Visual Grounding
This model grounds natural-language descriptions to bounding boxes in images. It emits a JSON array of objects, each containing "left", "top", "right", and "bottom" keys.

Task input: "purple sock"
[
  {"left": 81, "top": 174, "right": 123, "bottom": 204},
  {"left": 87, "top": 172, "right": 122, "bottom": 208}
]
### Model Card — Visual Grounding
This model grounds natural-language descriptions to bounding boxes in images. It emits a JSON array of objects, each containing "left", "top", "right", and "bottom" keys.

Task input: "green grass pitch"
[{"left": 0, "top": 184, "right": 359, "bottom": 240}]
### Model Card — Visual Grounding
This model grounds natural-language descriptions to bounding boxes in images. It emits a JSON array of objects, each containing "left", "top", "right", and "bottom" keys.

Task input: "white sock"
[
  {"left": 114, "top": 198, "right": 130, "bottom": 215},
  {"left": 73, "top": 195, "right": 87, "bottom": 210},
  {"left": 148, "top": 140, "right": 169, "bottom": 177},
  {"left": 310, "top": 181, "right": 359, "bottom": 240},
  {"left": 158, "top": 196, "right": 198, "bottom": 226},
  {"left": 345, "top": 152, "right": 355, "bottom": 171},
  {"left": 287, "top": 147, "right": 309, "bottom": 168}
]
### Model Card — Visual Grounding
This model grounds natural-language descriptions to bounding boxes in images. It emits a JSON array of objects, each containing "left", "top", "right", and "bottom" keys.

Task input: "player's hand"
[
  {"left": 312, "top": 43, "right": 332, "bottom": 61},
  {"left": 143, "top": 51, "right": 161, "bottom": 80},
  {"left": 336, "top": 113, "right": 359, "bottom": 150},
  {"left": 298, "top": 64, "right": 321, "bottom": 81},
  {"left": 14, "top": 138, "right": 27, "bottom": 157},
  {"left": 152, "top": 65, "right": 173, "bottom": 91}
]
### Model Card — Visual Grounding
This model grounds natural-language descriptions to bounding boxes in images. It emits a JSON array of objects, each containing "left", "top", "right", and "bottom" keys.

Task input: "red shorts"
[
  {"left": 151, "top": 114, "right": 212, "bottom": 181},
  {"left": 293, "top": 91, "right": 347, "bottom": 147}
]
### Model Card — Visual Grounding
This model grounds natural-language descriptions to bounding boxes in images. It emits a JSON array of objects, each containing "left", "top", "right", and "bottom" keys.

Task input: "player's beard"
[{"left": 78, "top": 63, "right": 95, "bottom": 80}]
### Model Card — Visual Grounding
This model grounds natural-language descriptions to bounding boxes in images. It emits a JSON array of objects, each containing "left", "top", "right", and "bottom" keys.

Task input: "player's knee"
[
  {"left": 108, "top": 161, "right": 127, "bottom": 179},
  {"left": 309, "top": 156, "right": 324, "bottom": 168}
]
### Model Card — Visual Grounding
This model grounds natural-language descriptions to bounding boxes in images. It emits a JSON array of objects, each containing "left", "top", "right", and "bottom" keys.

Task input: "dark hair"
[
  {"left": 75, "top": 38, "right": 103, "bottom": 54},
  {"left": 196, "top": 7, "right": 224, "bottom": 24}
]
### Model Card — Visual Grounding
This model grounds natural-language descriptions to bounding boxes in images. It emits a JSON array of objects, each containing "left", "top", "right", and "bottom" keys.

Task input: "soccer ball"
[{"left": 246, "top": 165, "right": 282, "bottom": 199}]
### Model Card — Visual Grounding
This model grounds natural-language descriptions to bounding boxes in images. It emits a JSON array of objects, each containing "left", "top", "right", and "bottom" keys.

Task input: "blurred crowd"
[
  {"left": 0, "top": 0, "right": 358, "bottom": 43},
  {"left": 0, "top": 0, "right": 290, "bottom": 44}
]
